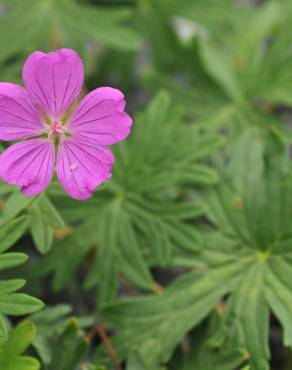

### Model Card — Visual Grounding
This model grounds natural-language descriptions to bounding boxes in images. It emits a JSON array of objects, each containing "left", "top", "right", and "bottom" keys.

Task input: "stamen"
[{"left": 47, "top": 119, "right": 66, "bottom": 141}]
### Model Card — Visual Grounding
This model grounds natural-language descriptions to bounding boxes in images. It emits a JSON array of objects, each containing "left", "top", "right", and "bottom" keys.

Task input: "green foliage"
[
  {"left": 45, "top": 319, "right": 89, "bottom": 370},
  {"left": 139, "top": 0, "right": 292, "bottom": 143},
  {"left": 0, "top": 217, "right": 43, "bottom": 330},
  {"left": 29, "top": 194, "right": 65, "bottom": 254},
  {"left": 0, "top": 189, "right": 64, "bottom": 254},
  {"left": 93, "top": 130, "right": 292, "bottom": 370},
  {"left": 0, "top": 0, "right": 141, "bottom": 61},
  {"left": 170, "top": 311, "right": 248, "bottom": 370},
  {"left": 30, "top": 304, "right": 93, "bottom": 365},
  {"left": 0, "top": 321, "right": 40, "bottom": 370},
  {"left": 95, "top": 261, "right": 242, "bottom": 366}
]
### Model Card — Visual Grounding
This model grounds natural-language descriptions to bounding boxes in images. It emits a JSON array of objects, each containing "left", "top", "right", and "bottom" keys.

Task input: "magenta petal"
[
  {"left": 0, "top": 83, "right": 44, "bottom": 141},
  {"left": 56, "top": 137, "right": 114, "bottom": 200},
  {"left": 68, "top": 87, "right": 132, "bottom": 145},
  {"left": 0, "top": 139, "right": 55, "bottom": 196},
  {"left": 22, "top": 49, "right": 84, "bottom": 118}
]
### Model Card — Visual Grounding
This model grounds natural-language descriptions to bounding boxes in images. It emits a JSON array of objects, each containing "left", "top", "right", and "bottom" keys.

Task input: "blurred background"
[{"left": 2, "top": 1, "right": 292, "bottom": 370}]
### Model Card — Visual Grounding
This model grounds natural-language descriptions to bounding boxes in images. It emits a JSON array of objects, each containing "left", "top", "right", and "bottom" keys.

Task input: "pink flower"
[{"left": 0, "top": 49, "right": 132, "bottom": 200}]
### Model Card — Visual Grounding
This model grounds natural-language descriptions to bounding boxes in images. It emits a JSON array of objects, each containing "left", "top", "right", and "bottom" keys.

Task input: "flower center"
[
  {"left": 45, "top": 118, "right": 71, "bottom": 143},
  {"left": 48, "top": 120, "right": 64, "bottom": 138}
]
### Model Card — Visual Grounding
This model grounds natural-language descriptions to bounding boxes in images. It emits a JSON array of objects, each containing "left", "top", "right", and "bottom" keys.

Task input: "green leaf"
[
  {"left": 234, "top": 1, "right": 282, "bottom": 71},
  {"left": 28, "top": 194, "right": 66, "bottom": 254},
  {"left": 0, "top": 191, "right": 34, "bottom": 224},
  {"left": 0, "top": 294, "right": 44, "bottom": 316},
  {"left": 0, "top": 280, "right": 26, "bottom": 294},
  {"left": 0, "top": 253, "right": 27, "bottom": 271},
  {"left": 183, "top": 164, "right": 219, "bottom": 185},
  {"left": 199, "top": 39, "right": 241, "bottom": 100},
  {"left": 0, "top": 216, "right": 30, "bottom": 253},
  {"left": 182, "top": 347, "right": 247, "bottom": 370},
  {"left": 30, "top": 304, "right": 72, "bottom": 364},
  {"left": 265, "top": 257, "right": 292, "bottom": 348},
  {"left": 37, "top": 194, "right": 65, "bottom": 229},
  {"left": 47, "top": 319, "right": 88, "bottom": 370},
  {"left": 118, "top": 212, "right": 154, "bottom": 289},
  {"left": 201, "top": 147, "right": 292, "bottom": 369},
  {"left": 127, "top": 350, "right": 165, "bottom": 370},
  {"left": 30, "top": 305, "right": 93, "bottom": 365},
  {"left": 42, "top": 216, "right": 105, "bottom": 291},
  {"left": 29, "top": 201, "right": 53, "bottom": 254},
  {"left": 227, "top": 129, "right": 264, "bottom": 194},
  {"left": 175, "top": 310, "right": 248, "bottom": 370},
  {"left": 84, "top": 209, "right": 119, "bottom": 306},
  {"left": 94, "top": 144, "right": 292, "bottom": 369},
  {"left": 0, "top": 218, "right": 44, "bottom": 317},
  {"left": 96, "top": 263, "right": 243, "bottom": 365},
  {"left": 223, "top": 263, "right": 270, "bottom": 370},
  {"left": 0, "top": 321, "right": 40, "bottom": 370}
]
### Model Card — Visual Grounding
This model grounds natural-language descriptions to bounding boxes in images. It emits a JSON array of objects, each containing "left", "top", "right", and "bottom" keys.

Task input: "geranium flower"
[{"left": 0, "top": 49, "right": 132, "bottom": 200}]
